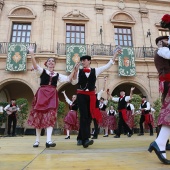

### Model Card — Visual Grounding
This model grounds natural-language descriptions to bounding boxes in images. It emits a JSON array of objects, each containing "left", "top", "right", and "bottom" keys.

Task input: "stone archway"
[{"left": 0, "top": 80, "right": 34, "bottom": 109}]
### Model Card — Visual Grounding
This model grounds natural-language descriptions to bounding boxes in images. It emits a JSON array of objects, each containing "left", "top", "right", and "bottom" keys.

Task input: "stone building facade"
[{"left": 0, "top": 0, "right": 170, "bottom": 128}]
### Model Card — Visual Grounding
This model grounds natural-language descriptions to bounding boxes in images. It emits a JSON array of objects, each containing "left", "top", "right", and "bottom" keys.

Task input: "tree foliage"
[
  {"left": 16, "top": 98, "right": 29, "bottom": 128},
  {"left": 0, "top": 102, "right": 8, "bottom": 127}
]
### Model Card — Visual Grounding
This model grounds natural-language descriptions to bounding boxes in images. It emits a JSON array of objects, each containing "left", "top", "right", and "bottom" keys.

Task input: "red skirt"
[
  {"left": 126, "top": 110, "right": 134, "bottom": 129},
  {"left": 158, "top": 87, "right": 170, "bottom": 126},
  {"left": 99, "top": 110, "right": 109, "bottom": 128},
  {"left": 64, "top": 110, "right": 79, "bottom": 130},
  {"left": 27, "top": 85, "right": 58, "bottom": 129},
  {"left": 144, "top": 114, "right": 154, "bottom": 129},
  {"left": 108, "top": 116, "right": 117, "bottom": 130}
]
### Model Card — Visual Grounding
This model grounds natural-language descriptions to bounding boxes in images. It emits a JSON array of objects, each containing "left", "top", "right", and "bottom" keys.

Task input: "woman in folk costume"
[
  {"left": 107, "top": 105, "right": 117, "bottom": 135},
  {"left": 62, "top": 91, "right": 79, "bottom": 139},
  {"left": 98, "top": 97, "right": 109, "bottom": 137},
  {"left": 27, "top": 46, "right": 76, "bottom": 148},
  {"left": 148, "top": 24, "right": 170, "bottom": 163},
  {"left": 126, "top": 100, "right": 135, "bottom": 131}
]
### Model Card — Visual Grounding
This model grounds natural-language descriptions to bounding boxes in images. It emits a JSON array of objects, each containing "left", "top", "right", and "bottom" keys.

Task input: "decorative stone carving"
[
  {"left": 111, "top": 12, "right": 136, "bottom": 24},
  {"left": 8, "top": 6, "right": 36, "bottom": 19},
  {"left": 94, "top": 4, "right": 104, "bottom": 14},
  {"left": 11, "top": 8, "right": 33, "bottom": 16},
  {"left": 139, "top": 1, "right": 148, "bottom": 18},
  {"left": 0, "top": 0, "right": 4, "bottom": 11},
  {"left": 43, "top": 0, "right": 57, "bottom": 11},
  {"left": 62, "top": 10, "right": 89, "bottom": 21},
  {"left": 118, "top": 0, "right": 125, "bottom": 10}
]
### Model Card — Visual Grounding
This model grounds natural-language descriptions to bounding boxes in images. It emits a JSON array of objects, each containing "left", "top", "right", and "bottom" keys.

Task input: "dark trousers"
[
  {"left": 77, "top": 94, "right": 92, "bottom": 144},
  {"left": 139, "top": 114, "right": 153, "bottom": 134},
  {"left": 92, "top": 118, "right": 99, "bottom": 138},
  {"left": 8, "top": 115, "right": 17, "bottom": 135},
  {"left": 116, "top": 112, "right": 132, "bottom": 136}
]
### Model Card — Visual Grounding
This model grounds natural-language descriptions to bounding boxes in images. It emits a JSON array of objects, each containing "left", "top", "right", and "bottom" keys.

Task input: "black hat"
[
  {"left": 142, "top": 95, "right": 146, "bottom": 98},
  {"left": 120, "top": 89, "right": 126, "bottom": 92},
  {"left": 155, "top": 36, "right": 169, "bottom": 45},
  {"left": 80, "top": 55, "right": 91, "bottom": 61}
]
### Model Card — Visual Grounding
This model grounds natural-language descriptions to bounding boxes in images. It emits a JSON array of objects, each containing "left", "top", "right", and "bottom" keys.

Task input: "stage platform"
[{"left": 0, "top": 134, "right": 170, "bottom": 170}]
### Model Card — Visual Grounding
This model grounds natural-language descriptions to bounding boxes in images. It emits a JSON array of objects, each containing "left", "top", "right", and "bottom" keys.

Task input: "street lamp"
[
  {"left": 147, "top": 29, "right": 153, "bottom": 57},
  {"left": 100, "top": 26, "right": 103, "bottom": 44}
]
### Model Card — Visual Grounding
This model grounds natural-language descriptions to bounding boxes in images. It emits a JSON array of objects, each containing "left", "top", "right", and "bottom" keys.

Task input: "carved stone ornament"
[
  {"left": 139, "top": 8, "right": 148, "bottom": 18},
  {"left": 8, "top": 7, "right": 36, "bottom": 19},
  {"left": 62, "top": 9, "right": 89, "bottom": 21},
  {"left": 118, "top": 0, "right": 125, "bottom": 10},
  {"left": 94, "top": 4, "right": 104, "bottom": 14},
  {"left": 0, "top": 0, "right": 4, "bottom": 11},
  {"left": 43, "top": 0, "right": 57, "bottom": 11}
]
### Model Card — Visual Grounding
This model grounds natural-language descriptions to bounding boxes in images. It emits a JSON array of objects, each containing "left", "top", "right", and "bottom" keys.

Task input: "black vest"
[
  {"left": 99, "top": 103, "right": 107, "bottom": 111},
  {"left": 118, "top": 97, "right": 127, "bottom": 110},
  {"left": 40, "top": 69, "right": 59, "bottom": 87},
  {"left": 141, "top": 102, "right": 150, "bottom": 114},
  {"left": 69, "top": 100, "right": 78, "bottom": 111},
  {"left": 126, "top": 104, "right": 131, "bottom": 111},
  {"left": 96, "top": 94, "right": 100, "bottom": 108},
  {"left": 108, "top": 110, "right": 115, "bottom": 116},
  {"left": 77, "top": 68, "right": 96, "bottom": 91}
]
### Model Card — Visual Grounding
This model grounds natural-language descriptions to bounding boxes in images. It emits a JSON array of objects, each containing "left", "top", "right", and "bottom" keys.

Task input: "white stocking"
[
  {"left": 105, "top": 127, "right": 108, "bottom": 135},
  {"left": 155, "top": 125, "right": 170, "bottom": 158},
  {"left": 66, "top": 129, "right": 70, "bottom": 136},
  {"left": 35, "top": 129, "right": 41, "bottom": 142},
  {"left": 46, "top": 126, "right": 53, "bottom": 143},
  {"left": 110, "top": 130, "right": 114, "bottom": 134}
]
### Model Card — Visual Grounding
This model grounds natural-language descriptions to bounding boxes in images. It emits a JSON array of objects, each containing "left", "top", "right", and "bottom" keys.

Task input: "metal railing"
[
  {"left": 0, "top": 42, "right": 37, "bottom": 54},
  {"left": 57, "top": 43, "right": 157, "bottom": 58}
]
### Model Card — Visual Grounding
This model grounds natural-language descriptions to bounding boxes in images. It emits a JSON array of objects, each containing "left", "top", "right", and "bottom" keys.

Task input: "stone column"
[
  {"left": 41, "top": 0, "right": 57, "bottom": 53},
  {"left": 94, "top": 0, "right": 104, "bottom": 44},
  {"left": 139, "top": 1, "right": 150, "bottom": 47},
  {"left": 0, "top": 0, "right": 4, "bottom": 15}
]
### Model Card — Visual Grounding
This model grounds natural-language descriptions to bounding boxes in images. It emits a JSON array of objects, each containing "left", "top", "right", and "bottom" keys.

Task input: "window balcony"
[
  {"left": 57, "top": 43, "right": 157, "bottom": 58},
  {"left": 0, "top": 42, "right": 37, "bottom": 54}
]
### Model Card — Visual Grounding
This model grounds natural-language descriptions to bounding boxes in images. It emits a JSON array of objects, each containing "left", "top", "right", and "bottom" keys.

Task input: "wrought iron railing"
[
  {"left": 0, "top": 42, "right": 37, "bottom": 54},
  {"left": 57, "top": 43, "right": 157, "bottom": 58}
]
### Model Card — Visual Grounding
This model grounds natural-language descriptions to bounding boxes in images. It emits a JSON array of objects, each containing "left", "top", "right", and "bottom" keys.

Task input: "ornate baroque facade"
[{"left": 0, "top": 0, "right": 170, "bottom": 118}]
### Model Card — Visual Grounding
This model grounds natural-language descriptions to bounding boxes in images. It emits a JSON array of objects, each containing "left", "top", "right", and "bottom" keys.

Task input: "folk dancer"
[
  {"left": 62, "top": 91, "right": 79, "bottom": 139},
  {"left": 72, "top": 49, "right": 122, "bottom": 148},
  {"left": 27, "top": 46, "right": 76, "bottom": 148}
]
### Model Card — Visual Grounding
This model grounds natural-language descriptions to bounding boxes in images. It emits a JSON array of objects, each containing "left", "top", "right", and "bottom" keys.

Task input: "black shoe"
[
  {"left": 12, "top": 134, "right": 17, "bottom": 137},
  {"left": 166, "top": 144, "right": 170, "bottom": 150},
  {"left": 91, "top": 136, "right": 97, "bottom": 139},
  {"left": 138, "top": 133, "right": 144, "bottom": 136},
  {"left": 46, "top": 141, "right": 56, "bottom": 148},
  {"left": 65, "top": 136, "right": 70, "bottom": 139},
  {"left": 33, "top": 141, "right": 39, "bottom": 148},
  {"left": 127, "top": 133, "right": 132, "bottom": 137},
  {"left": 124, "top": 133, "right": 127, "bottom": 135},
  {"left": 103, "top": 134, "right": 108, "bottom": 137},
  {"left": 148, "top": 141, "right": 170, "bottom": 164},
  {"left": 83, "top": 140, "right": 94, "bottom": 148},
  {"left": 150, "top": 133, "right": 154, "bottom": 136},
  {"left": 77, "top": 140, "right": 82, "bottom": 146},
  {"left": 114, "top": 135, "right": 120, "bottom": 138}
]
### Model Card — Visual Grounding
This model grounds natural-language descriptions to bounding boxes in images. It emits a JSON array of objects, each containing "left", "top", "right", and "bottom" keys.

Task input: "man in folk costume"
[
  {"left": 4, "top": 99, "right": 20, "bottom": 137},
  {"left": 110, "top": 88, "right": 135, "bottom": 138},
  {"left": 72, "top": 49, "right": 121, "bottom": 148},
  {"left": 148, "top": 34, "right": 170, "bottom": 164},
  {"left": 138, "top": 96, "right": 154, "bottom": 136}
]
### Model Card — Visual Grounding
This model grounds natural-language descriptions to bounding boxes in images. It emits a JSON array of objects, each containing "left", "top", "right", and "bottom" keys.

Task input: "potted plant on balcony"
[
  {"left": 0, "top": 102, "right": 8, "bottom": 135},
  {"left": 16, "top": 98, "right": 29, "bottom": 136}
]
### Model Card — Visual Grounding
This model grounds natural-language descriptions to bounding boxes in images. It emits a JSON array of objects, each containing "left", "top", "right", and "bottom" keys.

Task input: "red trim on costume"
[
  {"left": 77, "top": 90, "right": 102, "bottom": 123},
  {"left": 118, "top": 109, "right": 128, "bottom": 122},
  {"left": 159, "top": 73, "right": 170, "bottom": 81}
]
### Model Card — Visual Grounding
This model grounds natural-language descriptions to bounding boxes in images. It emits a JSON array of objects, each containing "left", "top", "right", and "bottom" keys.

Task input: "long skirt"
[
  {"left": 99, "top": 110, "right": 109, "bottom": 128},
  {"left": 108, "top": 116, "right": 117, "bottom": 130},
  {"left": 64, "top": 110, "right": 79, "bottom": 130},
  {"left": 126, "top": 110, "right": 134, "bottom": 129},
  {"left": 158, "top": 87, "right": 170, "bottom": 126},
  {"left": 27, "top": 85, "right": 58, "bottom": 129}
]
